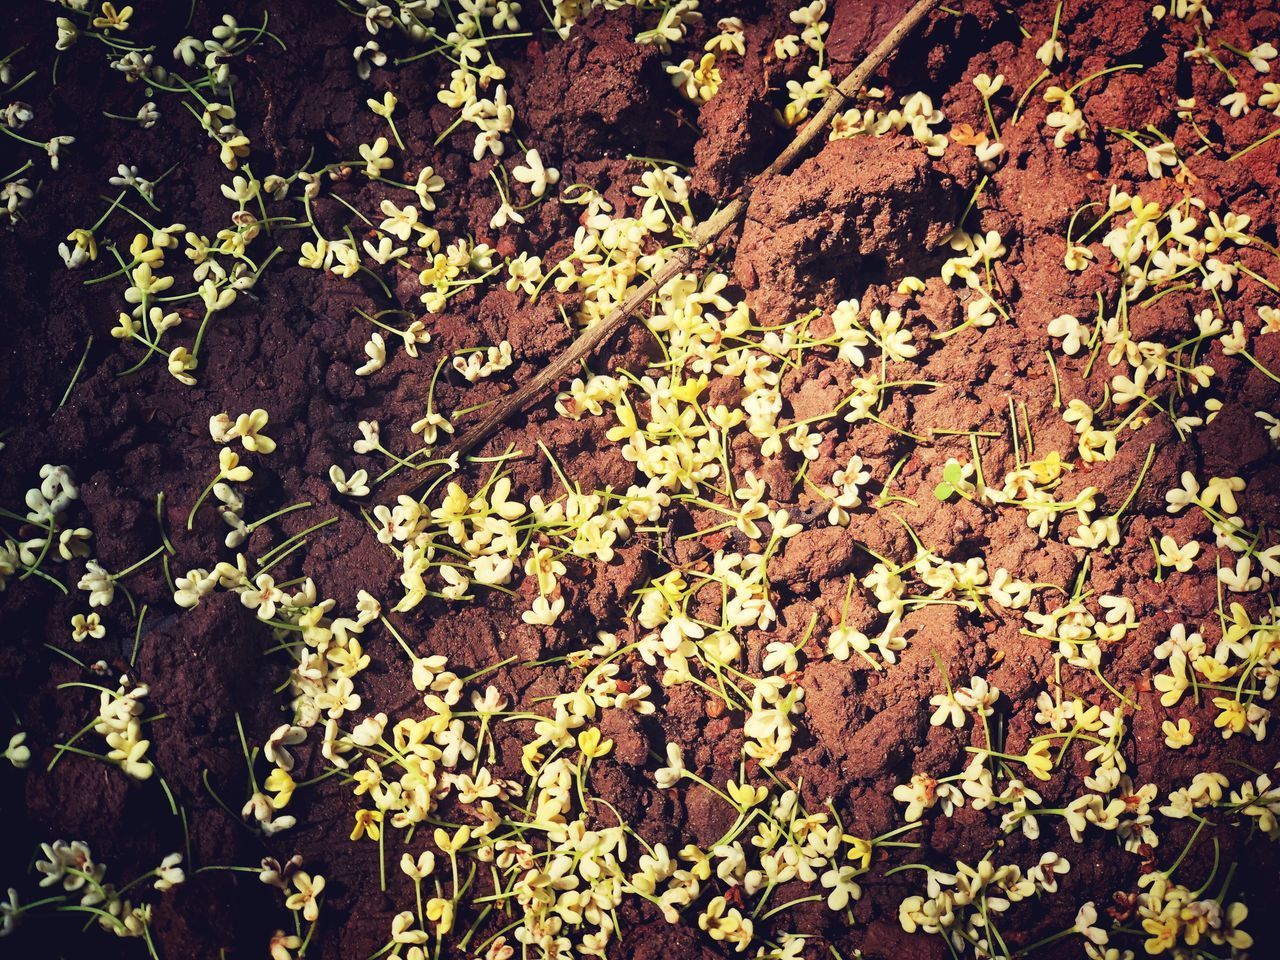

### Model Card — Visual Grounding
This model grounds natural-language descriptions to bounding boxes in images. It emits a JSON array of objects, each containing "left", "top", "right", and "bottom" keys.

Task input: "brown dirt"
[{"left": 2, "top": 0, "right": 1279, "bottom": 958}]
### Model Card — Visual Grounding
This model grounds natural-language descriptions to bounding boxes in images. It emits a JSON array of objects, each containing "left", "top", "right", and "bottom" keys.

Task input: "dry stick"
[{"left": 384, "top": 0, "right": 942, "bottom": 501}]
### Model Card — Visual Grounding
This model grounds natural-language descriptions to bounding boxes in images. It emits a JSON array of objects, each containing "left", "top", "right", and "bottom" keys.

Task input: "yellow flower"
[
  {"left": 667, "top": 53, "right": 722, "bottom": 105},
  {"left": 726, "top": 780, "right": 767, "bottom": 809},
  {"left": 842, "top": 835, "right": 873, "bottom": 871},
  {"left": 92, "top": 2, "right": 133, "bottom": 31},
  {"left": 218, "top": 447, "right": 253, "bottom": 482},
  {"left": 671, "top": 375, "right": 708, "bottom": 404},
  {"left": 1073, "top": 701, "right": 1103, "bottom": 731},
  {"left": 1179, "top": 903, "right": 1212, "bottom": 944},
  {"left": 367, "top": 92, "right": 397, "bottom": 118},
  {"left": 521, "top": 740, "right": 545, "bottom": 777},
  {"left": 433, "top": 825, "right": 470, "bottom": 855},
  {"left": 1212, "top": 697, "right": 1248, "bottom": 735},
  {"left": 352, "top": 758, "right": 383, "bottom": 796},
  {"left": 167, "top": 346, "right": 197, "bottom": 386},
  {"left": 265, "top": 767, "right": 295, "bottom": 809},
  {"left": 577, "top": 727, "right": 613, "bottom": 759},
  {"left": 269, "top": 930, "right": 301, "bottom": 960},
  {"left": 425, "top": 897, "right": 454, "bottom": 935},
  {"left": 111, "top": 312, "right": 139, "bottom": 340},
  {"left": 70, "top": 612, "right": 105, "bottom": 642},
  {"left": 605, "top": 399, "right": 640, "bottom": 443},
  {"left": 1027, "top": 450, "right": 1071, "bottom": 484},
  {"left": 359, "top": 137, "right": 394, "bottom": 178},
  {"left": 1023, "top": 740, "right": 1055, "bottom": 781},
  {"left": 1161, "top": 718, "right": 1194, "bottom": 749},
  {"left": 1194, "top": 656, "right": 1233, "bottom": 683},
  {"left": 67, "top": 228, "right": 97, "bottom": 261},
  {"left": 232, "top": 408, "right": 276, "bottom": 454},
  {"left": 400, "top": 851, "right": 435, "bottom": 880},
  {"left": 350, "top": 808, "right": 383, "bottom": 841},
  {"left": 219, "top": 134, "right": 251, "bottom": 170},
  {"left": 284, "top": 872, "right": 325, "bottom": 922},
  {"left": 1155, "top": 667, "right": 1189, "bottom": 708},
  {"left": 1142, "top": 915, "right": 1179, "bottom": 954}
]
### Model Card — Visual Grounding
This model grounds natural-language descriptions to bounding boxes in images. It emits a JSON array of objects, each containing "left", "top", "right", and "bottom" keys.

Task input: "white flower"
[
  {"left": 77, "top": 561, "right": 114, "bottom": 608},
  {"left": 473, "top": 129, "right": 504, "bottom": 161},
  {"left": 46, "top": 135, "right": 74, "bottom": 170},
  {"left": 1027, "top": 852, "right": 1071, "bottom": 892},
  {"left": 109, "top": 164, "right": 153, "bottom": 199},
  {"left": 955, "top": 676, "right": 1000, "bottom": 716},
  {"left": 489, "top": 200, "right": 523, "bottom": 230},
  {"left": 1257, "top": 410, "right": 1280, "bottom": 445},
  {"left": 1202, "top": 475, "right": 1245, "bottom": 514},
  {"left": 786, "top": 423, "right": 821, "bottom": 460},
  {"left": 1143, "top": 141, "right": 1178, "bottom": 178},
  {"left": 358, "top": 137, "right": 393, "bottom": 178},
  {"left": 892, "top": 773, "right": 936, "bottom": 821},
  {"left": 655, "top": 743, "right": 685, "bottom": 788},
  {"left": 1156, "top": 535, "right": 1200, "bottom": 572},
  {"left": 3, "top": 732, "right": 30, "bottom": 769},
  {"left": 975, "top": 139, "right": 1005, "bottom": 164},
  {"left": 154, "top": 853, "right": 185, "bottom": 891},
  {"left": 470, "top": 554, "right": 513, "bottom": 586},
  {"left": 356, "top": 332, "right": 386, "bottom": 376},
  {"left": 265, "top": 724, "right": 306, "bottom": 771},
  {"left": 512, "top": 149, "right": 560, "bottom": 198},
  {"left": 414, "top": 166, "right": 445, "bottom": 209},
  {"left": 353, "top": 420, "right": 380, "bottom": 455},
  {"left": 1047, "top": 314, "right": 1085, "bottom": 354},
  {"left": 1165, "top": 472, "right": 1200, "bottom": 513},
  {"left": 929, "top": 691, "right": 965, "bottom": 728},
  {"left": 174, "top": 568, "right": 216, "bottom": 608},
  {"left": 58, "top": 527, "right": 92, "bottom": 561},
  {"left": 353, "top": 41, "right": 386, "bottom": 79},
  {"left": 241, "top": 573, "right": 284, "bottom": 620},
  {"left": 329, "top": 465, "right": 370, "bottom": 498},
  {"left": 828, "top": 625, "right": 869, "bottom": 662},
  {"left": 1221, "top": 90, "right": 1250, "bottom": 118},
  {"left": 820, "top": 865, "right": 862, "bottom": 910},
  {"left": 363, "top": 236, "right": 406, "bottom": 264},
  {"left": 3, "top": 102, "right": 33, "bottom": 128},
  {"left": 520, "top": 593, "right": 562, "bottom": 624},
  {"left": 1, "top": 179, "right": 34, "bottom": 222},
  {"left": 401, "top": 850, "right": 436, "bottom": 880},
  {"left": 167, "top": 346, "right": 197, "bottom": 386},
  {"left": 378, "top": 199, "right": 420, "bottom": 241},
  {"left": 505, "top": 252, "right": 542, "bottom": 295},
  {"left": 1074, "top": 902, "right": 1108, "bottom": 945},
  {"left": 1220, "top": 320, "right": 1248, "bottom": 356},
  {"left": 973, "top": 72, "right": 1005, "bottom": 97},
  {"left": 1036, "top": 37, "right": 1064, "bottom": 66},
  {"left": 1247, "top": 42, "right": 1278, "bottom": 72},
  {"left": 1219, "top": 555, "right": 1261, "bottom": 593},
  {"left": 55, "top": 16, "right": 78, "bottom": 50}
]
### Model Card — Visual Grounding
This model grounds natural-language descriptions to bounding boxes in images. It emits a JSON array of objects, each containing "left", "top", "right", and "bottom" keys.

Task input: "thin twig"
[{"left": 384, "top": 0, "right": 941, "bottom": 501}]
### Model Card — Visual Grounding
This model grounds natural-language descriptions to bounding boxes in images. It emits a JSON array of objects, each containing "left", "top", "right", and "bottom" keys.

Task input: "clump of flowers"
[{"left": 2, "top": 840, "right": 183, "bottom": 941}]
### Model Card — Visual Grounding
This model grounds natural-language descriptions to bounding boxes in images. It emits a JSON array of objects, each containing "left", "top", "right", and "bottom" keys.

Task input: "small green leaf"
[{"left": 933, "top": 482, "right": 954, "bottom": 502}]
